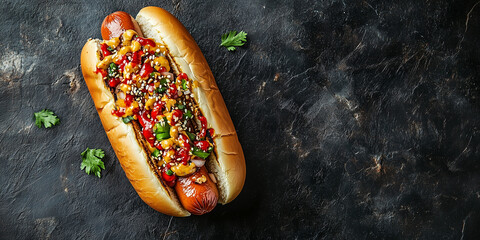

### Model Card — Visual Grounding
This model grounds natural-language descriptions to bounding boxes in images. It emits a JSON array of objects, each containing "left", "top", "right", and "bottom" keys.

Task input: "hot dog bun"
[{"left": 80, "top": 7, "right": 246, "bottom": 216}]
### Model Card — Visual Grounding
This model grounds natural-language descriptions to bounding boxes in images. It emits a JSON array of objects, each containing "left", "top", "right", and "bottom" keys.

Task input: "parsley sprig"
[
  {"left": 220, "top": 31, "right": 248, "bottom": 51},
  {"left": 34, "top": 109, "right": 60, "bottom": 128},
  {"left": 81, "top": 148, "right": 106, "bottom": 178}
]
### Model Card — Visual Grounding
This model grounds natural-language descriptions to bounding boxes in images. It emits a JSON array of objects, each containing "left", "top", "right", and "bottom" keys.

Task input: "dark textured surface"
[{"left": 1, "top": 0, "right": 480, "bottom": 239}]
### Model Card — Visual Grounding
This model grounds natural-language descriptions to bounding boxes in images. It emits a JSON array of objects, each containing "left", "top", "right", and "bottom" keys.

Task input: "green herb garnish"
[
  {"left": 122, "top": 116, "right": 134, "bottom": 124},
  {"left": 186, "top": 132, "right": 196, "bottom": 142},
  {"left": 220, "top": 31, "right": 248, "bottom": 51},
  {"left": 184, "top": 110, "right": 193, "bottom": 119},
  {"left": 155, "top": 132, "right": 170, "bottom": 141},
  {"left": 34, "top": 109, "right": 60, "bottom": 128},
  {"left": 80, "top": 148, "right": 105, "bottom": 178},
  {"left": 108, "top": 62, "right": 118, "bottom": 77},
  {"left": 152, "top": 149, "right": 160, "bottom": 157},
  {"left": 192, "top": 147, "right": 211, "bottom": 159},
  {"left": 181, "top": 79, "right": 188, "bottom": 90}
]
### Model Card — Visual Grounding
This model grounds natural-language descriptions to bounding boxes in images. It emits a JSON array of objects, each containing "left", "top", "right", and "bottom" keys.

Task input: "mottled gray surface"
[{"left": 1, "top": 0, "right": 480, "bottom": 239}]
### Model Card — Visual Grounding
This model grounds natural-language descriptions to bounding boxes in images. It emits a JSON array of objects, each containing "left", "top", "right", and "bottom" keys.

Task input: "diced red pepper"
[
  {"left": 171, "top": 109, "right": 183, "bottom": 124},
  {"left": 138, "top": 111, "right": 154, "bottom": 129},
  {"left": 142, "top": 127, "right": 155, "bottom": 144},
  {"left": 178, "top": 134, "right": 191, "bottom": 149},
  {"left": 208, "top": 128, "right": 215, "bottom": 137},
  {"left": 124, "top": 94, "right": 134, "bottom": 107},
  {"left": 135, "top": 37, "right": 156, "bottom": 47},
  {"left": 161, "top": 169, "right": 177, "bottom": 187},
  {"left": 198, "top": 115, "right": 208, "bottom": 138},
  {"left": 154, "top": 142, "right": 163, "bottom": 150},
  {"left": 176, "top": 147, "right": 190, "bottom": 165},
  {"left": 178, "top": 72, "right": 188, "bottom": 80},
  {"left": 151, "top": 101, "right": 165, "bottom": 120},
  {"left": 95, "top": 67, "right": 107, "bottom": 78},
  {"left": 167, "top": 83, "right": 177, "bottom": 98},
  {"left": 108, "top": 78, "right": 120, "bottom": 87},
  {"left": 131, "top": 50, "right": 143, "bottom": 65},
  {"left": 112, "top": 108, "right": 125, "bottom": 117},
  {"left": 140, "top": 61, "right": 154, "bottom": 78},
  {"left": 194, "top": 140, "right": 210, "bottom": 152},
  {"left": 158, "top": 66, "right": 167, "bottom": 73},
  {"left": 100, "top": 43, "right": 111, "bottom": 57}
]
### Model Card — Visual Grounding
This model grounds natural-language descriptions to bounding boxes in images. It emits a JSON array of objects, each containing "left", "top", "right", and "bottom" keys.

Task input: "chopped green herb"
[
  {"left": 166, "top": 169, "right": 173, "bottom": 175},
  {"left": 181, "top": 79, "right": 187, "bottom": 90},
  {"left": 192, "top": 147, "right": 211, "bottom": 159},
  {"left": 220, "top": 31, "right": 248, "bottom": 51},
  {"left": 108, "top": 62, "right": 118, "bottom": 77},
  {"left": 160, "top": 78, "right": 168, "bottom": 85},
  {"left": 107, "top": 46, "right": 114, "bottom": 52},
  {"left": 122, "top": 116, "right": 134, "bottom": 124},
  {"left": 177, "top": 104, "right": 185, "bottom": 110},
  {"left": 156, "top": 132, "right": 170, "bottom": 141},
  {"left": 156, "top": 86, "right": 167, "bottom": 94},
  {"left": 184, "top": 110, "right": 193, "bottom": 119},
  {"left": 152, "top": 149, "right": 160, "bottom": 157},
  {"left": 80, "top": 148, "right": 105, "bottom": 178},
  {"left": 34, "top": 109, "right": 60, "bottom": 128},
  {"left": 154, "top": 121, "right": 170, "bottom": 134},
  {"left": 186, "top": 132, "right": 196, "bottom": 142},
  {"left": 150, "top": 72, "right": 156, "bottom": 78}
]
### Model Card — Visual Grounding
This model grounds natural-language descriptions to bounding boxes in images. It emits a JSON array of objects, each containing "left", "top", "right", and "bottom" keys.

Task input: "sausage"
[
  {"left": 101, "top": 11, "right": 144, "bottom": 40},
  {"left": 100, "top": 11, "right": 219, "bottom": 215},
  {"left": 175, "top": 166, "right": 219, "bottom": 215}
]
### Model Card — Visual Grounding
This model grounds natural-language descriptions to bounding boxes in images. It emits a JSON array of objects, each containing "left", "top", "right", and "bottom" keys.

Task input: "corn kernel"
[{"left": 120, "top": 84, "right": 130, "bottom": 93}]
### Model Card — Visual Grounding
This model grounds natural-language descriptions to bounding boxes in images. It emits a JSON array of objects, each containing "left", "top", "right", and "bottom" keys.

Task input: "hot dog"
[{"left": 80, "top": 7, "right": 245, "bottom": 216}]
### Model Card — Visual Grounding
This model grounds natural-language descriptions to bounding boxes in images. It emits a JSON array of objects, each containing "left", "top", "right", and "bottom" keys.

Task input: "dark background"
[{"left": 1, "top": 0, "right": 479, "bottom": 239}]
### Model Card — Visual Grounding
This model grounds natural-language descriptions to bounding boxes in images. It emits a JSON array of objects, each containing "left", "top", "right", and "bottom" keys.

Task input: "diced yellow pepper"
[
  {"left": 120, "top": 84, "right": 130, "bottom": 93},
  {"left": 116, "top": 99, "right": 126, "bottom": 108},
  {"left": 169, "top": 126, "right": 179, "bottom": 139}
]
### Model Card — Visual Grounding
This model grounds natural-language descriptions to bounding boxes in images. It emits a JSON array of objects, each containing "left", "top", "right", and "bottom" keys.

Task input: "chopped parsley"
[
  {"left": 220, "top": 31, "right": 248, "bottom": 51},
  {"left": 34, "top": 109, "right": 60, "bottom": 128},
  {"left": 80, "top": 148, "right": 106, "bottom": 178}
]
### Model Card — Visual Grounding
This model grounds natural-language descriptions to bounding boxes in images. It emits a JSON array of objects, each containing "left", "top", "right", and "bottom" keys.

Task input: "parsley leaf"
[
  {"left": 80, "top": 148, "right": 106, "bottom": 178},
  {"left": 220, "top": 31, "right": 247, "bottom": 51},
  {"left": 34, "top": 109, "right": 60, "bottom": 128}
]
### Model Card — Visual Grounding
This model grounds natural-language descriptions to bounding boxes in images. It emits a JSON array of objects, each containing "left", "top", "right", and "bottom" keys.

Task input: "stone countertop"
[{"left": 1, "top": 0, "right": 479, "bottom": 239}]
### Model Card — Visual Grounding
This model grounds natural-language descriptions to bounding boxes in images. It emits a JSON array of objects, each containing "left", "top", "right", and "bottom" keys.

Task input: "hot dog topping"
[{"left": 96, "top": 30, "right": 215, "bottom": 186}]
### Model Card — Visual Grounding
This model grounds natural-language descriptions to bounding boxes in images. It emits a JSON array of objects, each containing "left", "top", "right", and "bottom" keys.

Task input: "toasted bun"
[{"left": 80, "top": 6, "right": 245, "bottom": 216}]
